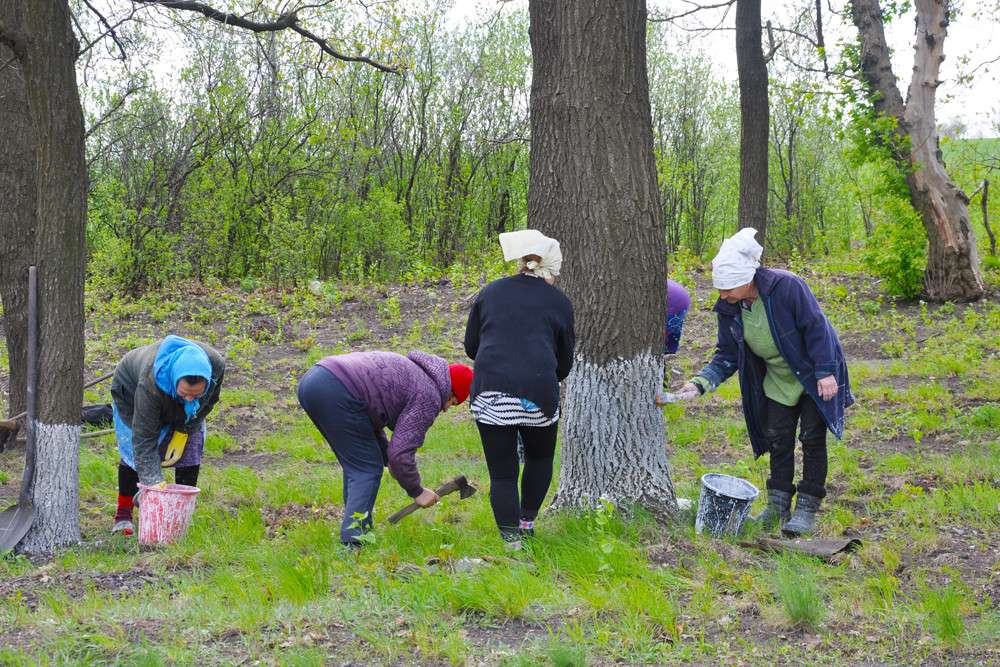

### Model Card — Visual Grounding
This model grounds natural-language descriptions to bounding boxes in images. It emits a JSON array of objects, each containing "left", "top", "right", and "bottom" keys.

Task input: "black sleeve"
[
  {"left": 463, "top": 297, "right": 482, "bottom": 361},
  {"left": 555, "top": 303, "right": 575, "bottom": 381}
]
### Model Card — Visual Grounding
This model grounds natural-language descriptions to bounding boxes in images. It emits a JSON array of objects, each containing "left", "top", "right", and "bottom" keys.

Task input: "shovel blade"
[{"left": 0, "top": 502, "right": 34, "bottom": 552}]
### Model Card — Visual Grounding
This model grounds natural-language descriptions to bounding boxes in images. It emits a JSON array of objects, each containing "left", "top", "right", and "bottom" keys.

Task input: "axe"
[{"left": 388, "top": 475, "right": 477, "bottom": 524}]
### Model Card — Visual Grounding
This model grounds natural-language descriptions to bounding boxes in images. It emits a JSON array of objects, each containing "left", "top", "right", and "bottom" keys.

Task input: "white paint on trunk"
[
  {"left": 18, "top": 421, "right": 81, "bottom": 555},
  {"left": 550, "top": 352, "right": 677, "bottom": 518}
]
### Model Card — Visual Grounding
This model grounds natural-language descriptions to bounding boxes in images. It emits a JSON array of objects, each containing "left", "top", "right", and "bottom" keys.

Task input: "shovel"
[
  {"left": 0, "top": 267, "right": 38, "bottom": 552},
  {"left": 388, "top": 475, "right": 477, "bottom": 524}
]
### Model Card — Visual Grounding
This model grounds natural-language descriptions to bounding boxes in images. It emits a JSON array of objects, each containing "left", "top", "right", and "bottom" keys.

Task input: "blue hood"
[{"left": 154, "top": 335, "right": 212, "bottom": 423}]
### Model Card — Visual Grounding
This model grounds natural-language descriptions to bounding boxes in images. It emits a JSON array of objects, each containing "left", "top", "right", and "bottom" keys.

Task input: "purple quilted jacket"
[{"left": 318, "top": 350, "right": 451, "bottom": 496}]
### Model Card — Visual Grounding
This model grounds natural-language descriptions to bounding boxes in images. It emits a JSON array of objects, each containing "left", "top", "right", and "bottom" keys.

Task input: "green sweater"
[{"left": 694, "top": 299, "right": 803, "bottom": 406}]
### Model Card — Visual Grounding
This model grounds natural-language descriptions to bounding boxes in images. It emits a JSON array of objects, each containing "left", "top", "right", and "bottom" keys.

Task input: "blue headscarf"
[{"left": 154, "top": 335, "right": 212, "bottom": 423}]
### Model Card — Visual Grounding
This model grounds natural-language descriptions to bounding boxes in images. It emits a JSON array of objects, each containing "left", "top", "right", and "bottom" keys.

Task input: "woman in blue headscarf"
[{"left": 109, "top": 335, "right": 226, "bottom": 535}]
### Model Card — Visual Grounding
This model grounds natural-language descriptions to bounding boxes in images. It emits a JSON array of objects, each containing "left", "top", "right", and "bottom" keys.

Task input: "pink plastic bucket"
[{"left": 137, "top": 483, "right": 200, "bottom": 545}]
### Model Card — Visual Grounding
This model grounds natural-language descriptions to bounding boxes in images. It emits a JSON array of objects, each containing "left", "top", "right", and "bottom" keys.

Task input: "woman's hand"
[
  {"left": 654, "top": 383, "right": 700, "bottom": 406},
  {"left": 817, "top": 375, "right": 838, "bottom": 401},
  {"left": 678, "top": 382, "right": 700, "bottom": 399},
  {"left": 414, "top": 487, "right": 440, "bottom": 508}
]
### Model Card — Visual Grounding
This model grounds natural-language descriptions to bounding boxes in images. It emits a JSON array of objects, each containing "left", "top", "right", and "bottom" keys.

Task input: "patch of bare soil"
[
  {"left": 261, "top": 502, "right": 343, "bottom": 537},
  {"left": 861, "top": 435, "right": 979, "bottom": 456},
  {"left": 218, "top": 449, "right": 281, "bottom": 470},
  {"left": 0, "top": 565, "right": 167, "bottom": 610},
  {"left": 899, "top": 530, "right": 1000, "bottom": 603},
  {"left": 462, "top": 618, "right": 557, "bottom": 651}
]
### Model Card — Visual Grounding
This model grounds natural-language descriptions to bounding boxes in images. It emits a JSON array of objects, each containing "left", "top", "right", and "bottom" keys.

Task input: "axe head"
[{"left": 456, "top": 476, "right": 477, "bottom": 499}]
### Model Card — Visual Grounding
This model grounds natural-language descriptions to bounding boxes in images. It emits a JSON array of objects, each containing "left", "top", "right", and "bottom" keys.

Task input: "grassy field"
[{"left": 0, "top": 258, "right": 998, "bottom": 666}]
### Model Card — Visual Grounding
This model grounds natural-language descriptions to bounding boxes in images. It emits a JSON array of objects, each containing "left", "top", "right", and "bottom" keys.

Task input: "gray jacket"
[{"left": 111, "top": 339, "right": 225, "bottom": 484}]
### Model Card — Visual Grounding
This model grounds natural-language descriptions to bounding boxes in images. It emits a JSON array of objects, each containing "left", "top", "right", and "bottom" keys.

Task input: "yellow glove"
[{"left": 161, "top": 431, "right": 188, "bottom": 467}]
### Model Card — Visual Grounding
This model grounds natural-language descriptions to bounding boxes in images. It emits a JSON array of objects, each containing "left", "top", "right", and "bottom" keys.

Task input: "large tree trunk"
[
  {"left": 736, "top": 0, "right": 770, "bottom": 245},
  {"left": 1, "top": 0, "right": 87, "bottom": 554},
  {"left": 851, "top": 0, "right": 985, "bottom": 301},
  {"left": 0, "top": 43, "right": 36, "bottom": 423},
  {"left": 528, "top": 0, "right": 676, "bottom": 517}
]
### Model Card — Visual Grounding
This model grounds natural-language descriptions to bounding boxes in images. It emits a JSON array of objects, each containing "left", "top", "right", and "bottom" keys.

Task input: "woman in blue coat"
[{"left": 676, "top": 228, "right": 853, "bottom": 535}]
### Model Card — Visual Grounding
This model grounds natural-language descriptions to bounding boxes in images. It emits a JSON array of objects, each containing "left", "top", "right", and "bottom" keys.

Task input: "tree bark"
[
  {"left": 0, "top": 43, "right": 35, "bottom": 422},
  {"left": 1, "top": 0, "right": 87, "bottom": 554},
  {"left": 528, "top": 0, "right": 676, "bottom": 517},
  {"left": 736, "top": 0, "right": 770, "bottom": 245},
  {"left": 851, "top": 0, "right": 985, "bottom": 301}
]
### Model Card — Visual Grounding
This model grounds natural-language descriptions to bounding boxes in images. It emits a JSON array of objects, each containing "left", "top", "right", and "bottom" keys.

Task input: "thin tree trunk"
[
  {"left": 736, "top": 0, "right": 769, "bottom": 245},
  {"left": 981, "top": 180, "right": 995, "bottom": 256},
  {"left": 851, "top": 0, "right": 985, "bottom": 301},
  {"left": 528, "top": 0, "right": 676, "bottom": 518},
  {"left": 0, "top": 44, "right": 35, "bottom": 422},
  {"left": 1, "top": 0, "right": 88, "bottom": 554}
]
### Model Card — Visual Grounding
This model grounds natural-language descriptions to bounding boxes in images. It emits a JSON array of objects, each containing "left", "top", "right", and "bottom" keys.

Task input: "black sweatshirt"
[{"left": 464, "top": 274, "right": 575, "bottom": 419}]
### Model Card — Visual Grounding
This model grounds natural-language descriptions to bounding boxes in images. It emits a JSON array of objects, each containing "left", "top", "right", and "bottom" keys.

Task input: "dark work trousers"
[
  {"left": 298, "top": 365, "right": 384, "bottom": 545},
  {"left": 476, "top": 422, "right": 558, "bottom": 538},
  {"left": 764, "top": 395, "right": 828, "bottom": 499},
  {"left": 117, "top": 462, "right": 200, "bottom": 497}
]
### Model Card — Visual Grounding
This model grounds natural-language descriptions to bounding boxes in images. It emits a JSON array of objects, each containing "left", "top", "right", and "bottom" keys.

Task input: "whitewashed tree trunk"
[
  {"left": 2, "top": 0, "right": 88, "bottom": 554},
  {"left": 18, "top": 423, "right": 81, "bottom": 553},
  {"left": 553, "top": 354, "right": 675, "bottom": 514},
  {"left": 528, "top": 0, "right": 676, "bottom": 518}
]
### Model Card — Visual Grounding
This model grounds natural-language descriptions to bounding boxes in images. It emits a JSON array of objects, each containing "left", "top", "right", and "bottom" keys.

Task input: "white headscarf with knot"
[
  {"left": 712, "top": 227, "right": 763, "bottom": 289},
  {"left": 499, "top": 230, "right": 562, "bottom": 280}
]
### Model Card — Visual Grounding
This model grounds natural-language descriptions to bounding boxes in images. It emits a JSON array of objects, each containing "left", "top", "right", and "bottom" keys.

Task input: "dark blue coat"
[{"left": 695, "top": 268, "right": 854, "bottom": 458}]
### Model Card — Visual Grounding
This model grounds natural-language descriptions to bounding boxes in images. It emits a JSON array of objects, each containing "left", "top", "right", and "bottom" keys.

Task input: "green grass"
[
  {"left": 921, "top": 584, "right": 967, "bottom": 645},
  {"left": 770, "top": 554, "right": 826, "bottom": 628},
  {"left": 0, "top": 266, "right": 997, "bottom": 664}
]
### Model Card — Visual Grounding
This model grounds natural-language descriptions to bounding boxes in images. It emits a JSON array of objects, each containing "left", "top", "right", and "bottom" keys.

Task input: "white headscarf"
[
  {"left": 711, "top": 227, "right": 763, "bottom": 289},
  {"left": 498, "top": 229, "right": 562, "bottom": 280}
]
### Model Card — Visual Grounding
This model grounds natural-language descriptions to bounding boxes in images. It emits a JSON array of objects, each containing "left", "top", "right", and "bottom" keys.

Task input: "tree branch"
[
  {"left": 649, "top": 0, "right": 737, "bottom": 23},
  {"left": 84, "top": 81, "right": 144, "bottom": 141},
  {"left": 77, "top": 9, "right": 140, "bottom": 59},
  {"left": 763, "top": 20, "right": 779, "bottom": 63},
  {"left": 82, "top": 0, "right": 127, "bottom": 59},
  {"left": 131, "top": 0, "right": 400, "bottom": 73}
]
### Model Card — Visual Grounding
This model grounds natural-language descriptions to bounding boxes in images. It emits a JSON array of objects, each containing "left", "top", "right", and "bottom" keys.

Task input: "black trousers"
[
  {"left": 764, "top": 395, "right": 828, "bottom": 499},
  {"left": 118, "top": 463, "right": 200, "bottom": 497},
  {"left": 476, "top": 422, "right": 558, "bottom": 536}
]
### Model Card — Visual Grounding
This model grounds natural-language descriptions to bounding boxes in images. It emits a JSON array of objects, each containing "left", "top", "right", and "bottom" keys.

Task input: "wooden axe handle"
[{"left": 387, "top": 476, "right": 465, "bottom": 524}]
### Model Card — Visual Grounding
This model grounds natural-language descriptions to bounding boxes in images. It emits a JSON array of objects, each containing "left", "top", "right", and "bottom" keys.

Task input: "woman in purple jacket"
[
  {"left": 297, "top": 350, "right": 473, "bottom": 545},
  {"left": 676, "top": 229, "right": 853, "bottom": 536}
]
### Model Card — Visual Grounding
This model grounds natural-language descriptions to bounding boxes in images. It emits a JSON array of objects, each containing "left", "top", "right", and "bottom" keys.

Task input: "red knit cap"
[{"left": 448, "top": 364, "right": 474, "bottom": 404}]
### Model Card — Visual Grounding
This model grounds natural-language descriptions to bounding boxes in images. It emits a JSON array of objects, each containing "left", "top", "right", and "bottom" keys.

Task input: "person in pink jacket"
[{"left": 297, "top": 350, "right": 473, "bottom": 545}]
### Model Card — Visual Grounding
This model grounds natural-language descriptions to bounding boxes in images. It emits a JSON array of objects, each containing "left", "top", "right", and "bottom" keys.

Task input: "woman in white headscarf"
[
  {"left": 463, "top": 230, "right": 575, "bottom": 549},
  {"left": 674, "top": 228, "right": 853, "bottom": 536}
]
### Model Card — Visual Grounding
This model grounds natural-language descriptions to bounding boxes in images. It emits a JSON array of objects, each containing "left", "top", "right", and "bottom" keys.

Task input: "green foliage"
[{"left": 863, "top": 200, "right": 926, "bottom": 298}]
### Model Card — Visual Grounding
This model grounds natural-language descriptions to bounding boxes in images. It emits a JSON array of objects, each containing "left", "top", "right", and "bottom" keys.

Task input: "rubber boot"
[
  {"left": 500, "top": 526, "right": 522, "bottom": 551},
  {"left": 782, "top": 492, "right": 822, "bottom": 536},
  {"left": 754, "top": 489, "right": 792, "bottom": 530}
]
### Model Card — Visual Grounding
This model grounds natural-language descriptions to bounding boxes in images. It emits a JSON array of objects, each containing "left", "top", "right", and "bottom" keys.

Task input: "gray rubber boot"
[
  {"left": 754, "top": 489, "right": 792, "bottom": 530},
  {"left": 782, "top": 493, "right": 822, "bottom": 536}
]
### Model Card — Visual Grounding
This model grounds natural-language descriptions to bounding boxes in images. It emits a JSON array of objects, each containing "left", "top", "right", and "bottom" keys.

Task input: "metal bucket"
[{"left": 695, "top": 473, "right": 759, "bottom": 537}]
